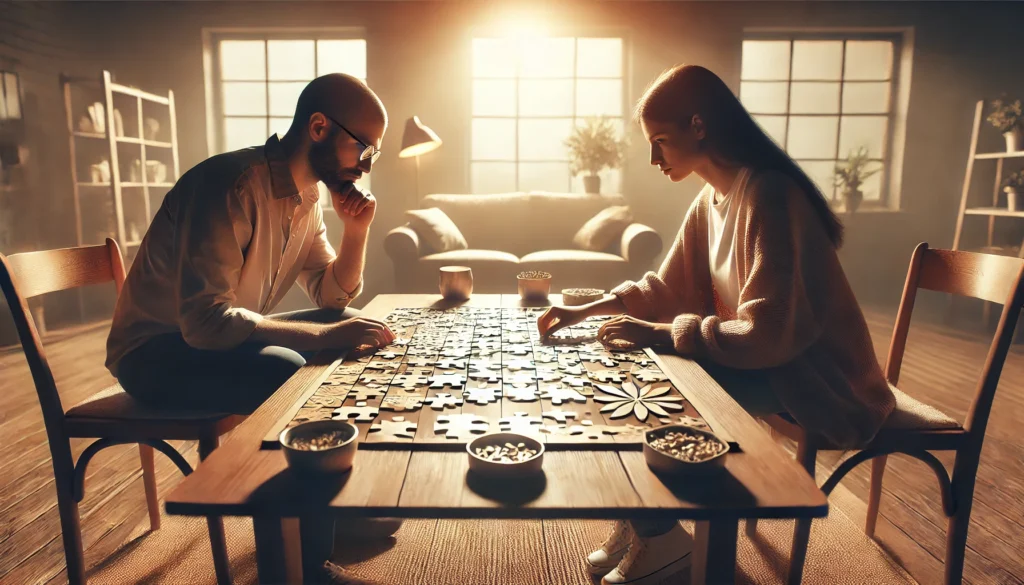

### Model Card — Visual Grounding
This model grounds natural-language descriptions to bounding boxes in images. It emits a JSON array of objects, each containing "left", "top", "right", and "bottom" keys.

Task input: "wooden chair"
[
  {"left": 753, "top": 243, "right": 1024, "bottom": 585},
  {"left": 0, "top": 239, "right": 245, "bottom": 585}
]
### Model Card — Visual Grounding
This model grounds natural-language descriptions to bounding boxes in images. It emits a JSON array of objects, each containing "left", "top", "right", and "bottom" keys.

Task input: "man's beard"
[{"left": 309, "top": 138, "right": 353, "bottom": 193}]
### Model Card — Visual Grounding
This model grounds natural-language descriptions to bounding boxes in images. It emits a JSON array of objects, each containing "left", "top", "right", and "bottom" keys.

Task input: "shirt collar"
[{"left": 264, "top": 135, "right": 301, "bottom": 200}]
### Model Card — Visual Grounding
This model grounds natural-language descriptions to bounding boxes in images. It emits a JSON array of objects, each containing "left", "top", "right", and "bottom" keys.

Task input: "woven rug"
[{"left": 83, "top": 502, "right": 916, "bottom": 585}]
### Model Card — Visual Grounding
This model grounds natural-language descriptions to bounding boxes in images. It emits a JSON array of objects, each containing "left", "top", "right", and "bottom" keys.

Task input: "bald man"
[{"left": 107, "top": 74, "right": 395, "bottom": 413}]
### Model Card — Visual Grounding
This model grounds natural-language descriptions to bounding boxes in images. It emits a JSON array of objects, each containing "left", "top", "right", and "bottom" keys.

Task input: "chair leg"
[
  {"left": 56, "top": 478, "right": 87, "bottom": 585},
  {"left": 787, "top": 440, "right": 818, "bottom": 585},
  {"left": 139, "top": 444, "right": 161, "bottom": 531},
  {"left": 865, "top": 454, "right": 888, "bottom": 538},
  {"left": 199, "top": 434, "right": 232, "bottom": 585},
  {"left": 944, "top": 469, "right": 978, "bottom": 585},
  {"left": 745, "top": 518, "right": 758, "bottom": 537}
]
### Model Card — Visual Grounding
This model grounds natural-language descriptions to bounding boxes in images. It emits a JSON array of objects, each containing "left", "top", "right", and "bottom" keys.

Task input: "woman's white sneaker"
[
  {"left": 601, "top": 523, "right": 693, "bottom": 585},
  {"left": 586, "top": 520, "right": 634, "bottom": 576}
]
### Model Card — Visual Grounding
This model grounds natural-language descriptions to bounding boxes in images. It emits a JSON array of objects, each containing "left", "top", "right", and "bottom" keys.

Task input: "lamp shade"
[
  {"left": 398, "top": 115, "right": 442, "bottom": 158},
  {"left": 0, "top": 71, "right": 21, "bottom": 120}
]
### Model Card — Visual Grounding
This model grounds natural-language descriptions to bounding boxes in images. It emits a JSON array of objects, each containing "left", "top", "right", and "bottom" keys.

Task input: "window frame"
[
  {"left": 741, "top": 29, "right": 910, "bottom": 210},
  {"left": 467, "top": 27, "right": 631, "bottom": 194}
]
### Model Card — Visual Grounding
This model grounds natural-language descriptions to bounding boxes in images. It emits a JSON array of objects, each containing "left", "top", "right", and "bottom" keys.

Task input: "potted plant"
[
  {"left": 833, "top": 147, "right": 880, "bottom": 213},
  {"left": 986, "top": 96, "right": 1023, "bottom": 153},
  {"left": 565, "top": 116, "right": 627, "bottom": 194},
  {"left": 1002, "top": 170, "right": 1024, "bottom": 212}
]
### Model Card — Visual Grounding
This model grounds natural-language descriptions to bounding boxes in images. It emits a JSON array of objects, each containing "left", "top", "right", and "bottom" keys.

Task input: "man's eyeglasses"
[{"left": 324, "top": 113, "right": 381, "bottom": 164}]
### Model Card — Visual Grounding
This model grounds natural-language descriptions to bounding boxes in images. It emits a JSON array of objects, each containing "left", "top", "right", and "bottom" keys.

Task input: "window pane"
[
  {"left": 576, "top": 79, "right": 622, "bottom": 117},
  {"left": 796, "top": 160, "right": 837, "bottom": 201},
  {"left": 575, "top": 116, "right": 625, "bottom": 138},
  {"left": 472, "top": 162, "right": 517, "bottom": 194},
  {"left": 753, "top": 115, "right": 787, "bottom": 147},
  {"left": 571, "top": 167, "right": 621, "bottom": 195},
  {"left": 520, "top": 79, "right": 573, "bottom": 116},
  {"left": 790, "top": 82, "right": 840, "bottom": 114},
  {"left": 845, "top": 41, "right": 893, "bottom": 80},
  {"left": 269, "top": 82, "right": 306, "bottom": 117},
  {"left": 839, "top": 115, "right": 887, "bottom": 159},
  {"left": 472, "top": 118, "right": 516, "bottom": 160},
  {"left": 222, "top": 82, "right": 266, "bottom": 116},
  {"left": 859, "top": 166, "right": 883, "bottom": 201},
  {"left": 220, "top": 41, "right": 265, "bottom": 81},
  {"left": 268, "top": 40, "right": 315, "bottom": 80},
  {"left": 741, "top": 40, "right": 790, "bottom": 80},
  {"left": 787, "top": 115, "right": 838, "bottom": 159},
  {"left": 224, "top": 117, "right": 267, "bottom": 152},
  {"left": 270, "top": 117, "right": 292, "bottom": 139},
  {"left": 317, "top": 40, "right": 367, "bottom": 78},
  {"left": 473, "top": 79, "right": 517, "bottom": 116},
  {"left": 519, "top": 162, "right": 570, "bottom": 192},
  {"left": 473, "top": 38, "right": 517, "bottom": 78},
  {"left": 577, "top": 38, "right": 622, "bottom": 78},
  {"left": 518, "top": 118, "right": 573, "bottom": 161},
  {"left": 740, "top": 82, "right": 788, "bottom": 114},
  {"left": 792, "top": 41, "right": 843, "bottom": 80},
  {"left": 519, "top": 37, "right": 574, "bottom": 78},
  {"left": 842, "top": 82, "right": 891, "bottom": 113}
]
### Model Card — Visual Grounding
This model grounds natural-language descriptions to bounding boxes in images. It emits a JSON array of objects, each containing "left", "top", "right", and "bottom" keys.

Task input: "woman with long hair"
[{"left": 537, "top": 65, "right": 895, "bottom": 585}]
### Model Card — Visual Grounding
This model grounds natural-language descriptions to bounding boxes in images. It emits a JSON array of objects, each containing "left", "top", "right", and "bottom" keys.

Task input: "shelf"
[
  {"left": 73, "top": 131, "right": 106, "bottom": 140},
  {"left": 121, "top": 182, "right": 174, "bottom": 188},
  {"left": 974, "top": 151, "right": 1024, "bottom": 160},
  {"left": 116, "top": 136, "right": 173, "bottom": 148},
  {"left": 77, "top": 182, "right": 111, "bottom": 187},
  {"left": 963, "top": 207, "right": 1024, "bottom": 218}
]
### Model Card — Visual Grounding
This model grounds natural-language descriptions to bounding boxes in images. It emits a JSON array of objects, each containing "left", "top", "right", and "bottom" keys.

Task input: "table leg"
[
  {"left": 254, "top": 516, "right": 287, "bottom": 584},
  {"left": 299, "top": 515, "right": 336, "bottom": 584},
  {"left": 691, "top": 519, "right": 738, "bottom": 585}
]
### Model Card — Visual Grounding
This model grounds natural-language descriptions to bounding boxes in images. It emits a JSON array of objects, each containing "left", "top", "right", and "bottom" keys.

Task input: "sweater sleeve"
[
  {"left": 670, "top": 173, "right": 830, "bottom": 369},
  {"left": 610, "top": 194, "right": 703, "bottom": 321}
]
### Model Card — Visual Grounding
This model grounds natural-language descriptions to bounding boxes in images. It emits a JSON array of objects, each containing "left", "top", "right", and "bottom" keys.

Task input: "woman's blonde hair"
[{"left": 636, "top": 65, "right": 844, "bottom": 248}]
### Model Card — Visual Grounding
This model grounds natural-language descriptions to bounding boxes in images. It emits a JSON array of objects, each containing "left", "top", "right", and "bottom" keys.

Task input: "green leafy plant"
[
  {"left": 565, "top": 116, "right": 627, "bottom": 177},
  {"left": 834, "top": 147, "right": 881, "bottom": 191},
  {"left": 987, "top": 96, "right": 1022, "bottom": 133},
  {"left": 1002, "top": 169, "right": 1024, "bottom": 191}
]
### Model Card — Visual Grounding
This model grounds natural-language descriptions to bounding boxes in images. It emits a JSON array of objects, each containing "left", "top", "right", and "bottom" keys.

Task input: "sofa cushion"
[
  {"left": 405, "top": 208, "right": 468, "bottom": 254},
  {"left": 572, "top": 205, "right": 635, "bottom": 252},
  {"left": 519, "top": 250, "right": 625, "bottom": 264},
  {"left": 421, "top": 249, "right": 520, "bottom": 264}
]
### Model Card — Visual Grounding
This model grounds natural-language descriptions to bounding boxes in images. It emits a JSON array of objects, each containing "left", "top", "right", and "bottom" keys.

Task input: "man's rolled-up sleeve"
[
  {"left": 175, "top": 177, "right": 263, "bottom": 349},
  {"left": 297, "top": 206, "right": 361, "bottom": 310}
]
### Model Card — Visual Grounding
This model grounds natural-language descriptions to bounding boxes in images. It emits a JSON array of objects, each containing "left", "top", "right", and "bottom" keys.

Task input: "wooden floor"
[{"left": 0, "top": 307, "right": 1021, "bottom": 585}]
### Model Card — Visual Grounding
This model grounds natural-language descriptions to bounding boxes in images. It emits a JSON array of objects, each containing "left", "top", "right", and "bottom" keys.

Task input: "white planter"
[
  {"left": 1005, "top": 128, "right": 1024, "bottom": 153},
  {"left": 1005, "top": 187, "right": 1018, "bottom": 212}
]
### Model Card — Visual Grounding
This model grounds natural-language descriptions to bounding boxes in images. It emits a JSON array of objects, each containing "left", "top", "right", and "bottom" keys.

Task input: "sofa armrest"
[
  {"left": 620, "top": 223, "right": 662, "bottom": 266},
  {"left": 384, "top": 225, "right": 421, "bottom": 262}
]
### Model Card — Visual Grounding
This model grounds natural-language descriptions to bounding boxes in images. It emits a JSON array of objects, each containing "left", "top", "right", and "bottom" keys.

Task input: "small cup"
[
  {"left": 439, "top": 266, "right": 473, "bottom": 300},
  {"left": 517, "top": 271, "right": 551, "bottom": 300}
]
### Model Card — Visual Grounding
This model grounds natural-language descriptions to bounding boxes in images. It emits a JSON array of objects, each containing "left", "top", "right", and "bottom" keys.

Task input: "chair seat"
[
  {"left": 65, "top": 384, "right": 233, "bottom": 423},
  {"left": 882, "top": 386, "right": 961, "bottom": 431}
]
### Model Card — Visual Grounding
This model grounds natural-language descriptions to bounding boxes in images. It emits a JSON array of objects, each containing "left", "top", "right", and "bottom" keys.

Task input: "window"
[
  {"left": 209, "top": 33, "right": 370, "bottom": 201},
  {"left": 740, "top": 35, "right": 902, "bottom": 206},
  {"left": 471, "top": 36, "right": 624, "bottom": 194}
]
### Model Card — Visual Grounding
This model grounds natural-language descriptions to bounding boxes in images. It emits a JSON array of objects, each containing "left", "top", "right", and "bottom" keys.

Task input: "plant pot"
[
  {"left": 843, "top": 187, "right": 863, "bottom": 213},
  {"left": 1004, "top": 128, "right": 1024, "bottom": 153},
  {"left": 1005, "top": 187, "right": 1019, "bottom": 212},
  {"left": 583, "top": 175, "right": 601, "bottom": 194}
]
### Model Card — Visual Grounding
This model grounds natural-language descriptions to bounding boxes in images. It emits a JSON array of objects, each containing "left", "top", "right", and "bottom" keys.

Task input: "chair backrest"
[
  {"left": 885, "top": 243, "right": 1024, "bottom": 442},
  {"left": 0, "top": 239, "right": 126, "bottom": 441}
]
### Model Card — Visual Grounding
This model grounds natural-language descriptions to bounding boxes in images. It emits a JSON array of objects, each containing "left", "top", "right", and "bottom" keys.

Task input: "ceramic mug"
[{"left": 439, "top": 266, "right": 473, "bottom": 300}]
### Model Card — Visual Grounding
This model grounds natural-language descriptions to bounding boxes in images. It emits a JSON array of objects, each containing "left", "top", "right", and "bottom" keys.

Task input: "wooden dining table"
[{"left": 165, "top": 294, "right": 828, "bottom": 585}]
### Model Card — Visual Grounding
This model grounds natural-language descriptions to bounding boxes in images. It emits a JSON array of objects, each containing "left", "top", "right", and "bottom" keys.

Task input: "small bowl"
[
  {"left": 279, "top": 420, "right": 359, "bottom": 475},
  {"left": 467, "top": 432, "right": 545, "bottom": 477},
  {"left": 561, "top": 288, "right": 605, "bottom": 306},
  {"left": 643, "top": 424, "right": 730, "bottom": 475},
  {"left": 517, "top": 271, "right": 552, "bottom": 300}
]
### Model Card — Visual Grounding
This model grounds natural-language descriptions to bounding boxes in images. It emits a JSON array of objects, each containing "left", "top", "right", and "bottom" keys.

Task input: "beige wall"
[{"left": 5, "top": 1, "right": 1024, "bottom": 337}]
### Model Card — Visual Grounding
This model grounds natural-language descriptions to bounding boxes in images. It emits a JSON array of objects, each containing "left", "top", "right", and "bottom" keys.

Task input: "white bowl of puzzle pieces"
[
  {"left": 561, "top": 288, "right": 605, "bottom": 306},
  {"left": 643, "top": 424, "right": 730, "bottom": 476},
  {"left": 517, "top": 271, "right": 552, "bottom": 301},
  {"left": 279, "top": 420, "right": 359, "bottom": 476},
  {"left": 467, "top": 432, "right": 545, "bottom": 478}
]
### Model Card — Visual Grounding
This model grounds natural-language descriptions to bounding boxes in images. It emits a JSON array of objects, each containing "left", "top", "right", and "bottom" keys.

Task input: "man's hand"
[
  {"left": 331, "top": 182, "right": 376, "bottom": 231},
  {"left": 321, "top": 317, "right": 395, "bottom": 350},
  {"left": 597, "top": 315, "right": 673, "bottom": 350}
]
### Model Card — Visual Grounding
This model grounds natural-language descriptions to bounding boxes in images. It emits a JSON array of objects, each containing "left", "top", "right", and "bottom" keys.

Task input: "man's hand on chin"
[{"left": 331, "top": 182, "right": 377, "bottom": 232}]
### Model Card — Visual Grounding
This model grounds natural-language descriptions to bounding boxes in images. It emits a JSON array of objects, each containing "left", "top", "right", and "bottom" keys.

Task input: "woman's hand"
[
  {"left": 597, "top": 315, "right": 673, "bottom": 350},
  {"left": 536, "top": 305, "right": 589, "bottom": 339}
]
